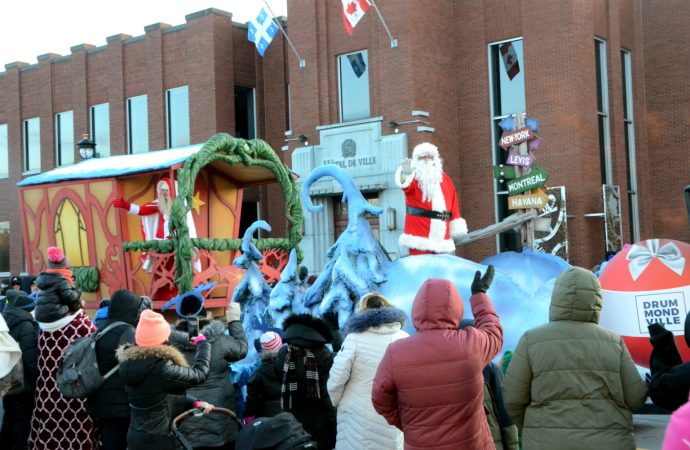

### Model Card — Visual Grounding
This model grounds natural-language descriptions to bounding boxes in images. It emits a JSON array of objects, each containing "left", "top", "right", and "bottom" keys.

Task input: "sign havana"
[
  {"left": 506, "top": 166, "right": 549, "bottom": 195},
  {"left": 508, "top": 188, "right": 548, "bottom": 210}
]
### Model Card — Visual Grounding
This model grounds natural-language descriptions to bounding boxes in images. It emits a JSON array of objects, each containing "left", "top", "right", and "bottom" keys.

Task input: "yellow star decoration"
[{"left": 192, "top": 191, "right": 206, "bottom": 215}]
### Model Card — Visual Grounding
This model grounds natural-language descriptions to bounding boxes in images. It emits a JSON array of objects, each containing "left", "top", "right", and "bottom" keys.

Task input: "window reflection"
[
  {"left": 128, "top": 95, "right": 149, "bottom": 154},
  {"left": 90, "top": 103, "right": 111, "bottom": 157},
  {"left": 24, "top": 118, "right": 41, "bottom": 172},
  {"left": 56, "top": 111, "right": 74, "bottom": 166},
  {"left": 338, "top": 50, "right": 370, "bottom": 122},
  {"left": 167, "top": 86, "right": 190, "bottom": 148}
]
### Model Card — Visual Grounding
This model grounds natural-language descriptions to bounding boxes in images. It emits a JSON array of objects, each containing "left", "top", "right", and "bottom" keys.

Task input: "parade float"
[{"left": 16, "top": 133, "right": 302, "bottom": 312}]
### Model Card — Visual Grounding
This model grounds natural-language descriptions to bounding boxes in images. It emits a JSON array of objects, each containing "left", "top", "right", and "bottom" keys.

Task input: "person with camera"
[
  {"left": 172, "top": 301, "right": 248, "bottom": 450},
  {"left": 117, "top": 309, "right": 213, "bottom": 450},
  {"left": 372, "top": 266, "right": 503, "bottom": 450}
]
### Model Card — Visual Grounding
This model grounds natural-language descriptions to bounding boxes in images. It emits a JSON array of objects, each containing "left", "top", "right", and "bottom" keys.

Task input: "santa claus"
[
  {"left": 395, "top": 142, "right": 468, "bottom": 255},
  {"left": 113, "top": 178, "right": 174, "bottom": 271}
]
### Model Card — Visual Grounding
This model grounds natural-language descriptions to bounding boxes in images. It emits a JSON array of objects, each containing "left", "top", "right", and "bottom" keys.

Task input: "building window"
[
  {"left": 234, "top": 86, "right": 256, "bottom": 139},
  {"left": 127, "top": 95, "right": 149, "bottom": 154},
  {"left": 56, "top": 111, "right": 74, "bottom": 166},
  {"left": 338, "top": 50, "right": 370, "bottom": 122},
  {"left": 23, "top": 117, "right": 41, "bottom": 173},
  {"left": 0, "top": 124, "right": 8, "bottom": 178},
  {"left": 54, "top": 198, "right": 90, "bottom": 266},
  {"left": 0, "top": 221, "right": 8, "bottom": 274},
  {"left": 595, "top": 38, "right": 612, "bottom": 185},
  {"left": 166, "top": 86, "right": 190, "bottom": 148},
  {"left": 621, "top": 49, "right": 639, "bottom": 243},
  {"left": 489, "top": 38, "right": 526, "bottom": 252},
  {"left": 90, "top": 103, "right": 111, "bottom": 157}
]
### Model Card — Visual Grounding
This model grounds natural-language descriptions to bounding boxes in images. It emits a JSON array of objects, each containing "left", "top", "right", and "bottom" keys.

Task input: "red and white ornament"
[{"left": 600, "top": 238, "right": 690, "bottom": 367}]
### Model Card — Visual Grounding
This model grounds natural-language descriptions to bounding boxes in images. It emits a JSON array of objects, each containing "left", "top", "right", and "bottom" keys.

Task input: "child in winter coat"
[
  {"left": 31, "top": 246, "right": 100, "bottom": 450},
  {"left": 648, "top": 313, "right": 690, "bottom": 411},
  {"left": 328, "top": 293, "right": 408, "bottom": 450},
  {"left": 244, "top": 330, "right": 286, "bottom": 419},
  {"left": 1, "top": 290, "right": 38, "bottom": 450}
]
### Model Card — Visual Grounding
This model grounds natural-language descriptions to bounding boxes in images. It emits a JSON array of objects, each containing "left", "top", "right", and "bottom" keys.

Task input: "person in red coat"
[
  {"left": 395, "top": 143, "right": 468, "bottom": 255},
  {"left": 372, "top": 267, "right": 503, "bottom": 450}
]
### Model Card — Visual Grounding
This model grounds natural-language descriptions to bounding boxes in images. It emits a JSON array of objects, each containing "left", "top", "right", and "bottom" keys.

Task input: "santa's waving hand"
[{"left": 395, "top": 143, "right": 468, "bottom": 255}]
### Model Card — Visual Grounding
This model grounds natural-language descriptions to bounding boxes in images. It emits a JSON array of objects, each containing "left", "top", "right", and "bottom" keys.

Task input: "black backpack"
[
  {"left": 56, "top": 321, "right": 127, "bottom": 399},
  {"left": 235, "top": 412, "right": 318, "bottom": 450}
]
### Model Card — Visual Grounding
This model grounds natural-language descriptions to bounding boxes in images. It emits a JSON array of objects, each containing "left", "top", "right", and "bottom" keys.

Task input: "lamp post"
[{"left": 77, "top": 133, "right": 98, "bottom": 159}]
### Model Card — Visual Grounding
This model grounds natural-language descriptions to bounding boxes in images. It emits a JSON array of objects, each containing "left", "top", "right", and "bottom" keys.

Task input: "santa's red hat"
[
  {"left": 157, "top": 177, "right": 174, "bottom": 196},
  {"left": 412, "top": 143, "right": 439, "bottom": 161}
]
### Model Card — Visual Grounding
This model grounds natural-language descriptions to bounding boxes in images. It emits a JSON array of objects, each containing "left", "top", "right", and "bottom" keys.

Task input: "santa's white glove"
[
  {"left": 226, "top": 302, "right": 241, "bottom": 322},
  {"left": 400, "top": 158, "right": 413, "bottom": 174}
]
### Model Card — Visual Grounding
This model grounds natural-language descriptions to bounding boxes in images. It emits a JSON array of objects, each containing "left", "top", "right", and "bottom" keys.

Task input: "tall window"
[
  {"left": 489, "top": 38, "right": 526, "bottom": 252},
  {"left": 23, "top": 117, "right": 41, "bottom": 173},
  {"left": 338, "top": 50, "right": 370, "bottom": 122},
  {"left": 621, "top": 49, "right": 639, "bottom": 243},
  {"left": 90, "top": 103, "right": 111, "bottom": 157},
  {"left": 166, "top": 86, "right": 190, "bottom": 148},
  {"left": 595, "top": 38, "right": 612, "bottom": 185},
  {"left": 56, "top": 111, "right": 74, "bottom": 166},
  {"left": 0, "top": 221, "right": 8, "bottom": 274},
  {"left": 127, "top": 95, "right": 149, "bottom": 154},
  {"left": 0, "top": 124, "right": 8, "bottom": 178},
  {"left": 235, "top": 86, "right": 256, "bottom": 140}
]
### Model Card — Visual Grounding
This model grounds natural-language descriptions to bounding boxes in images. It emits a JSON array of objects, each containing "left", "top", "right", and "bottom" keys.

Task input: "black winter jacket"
[
  {"left": 117, "top": 341, "right": 211, "bottom": 450},
  {"left": 245, "top": 351, "right": 283, "bottom": 418},
  {"left": 277, "top": 314, "right": 337, "bottom": 450},
  {"left": 88, "top": 295, "right": 143, "bottom": 418},
  {"left": 648, "top": 315, "right": 690, "bottom": 411},
  {"left": 172, "top": 319, "right": 248, "bottom": 447},
  {"left": 2, "top": 305, "right": 38, "bottom": 392},
  {"left": 34, "top": 272, "right": 82, "bottom": 323}
]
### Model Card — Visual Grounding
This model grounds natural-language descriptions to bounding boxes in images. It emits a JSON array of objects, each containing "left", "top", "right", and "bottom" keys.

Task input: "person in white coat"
[{"left": 327, "top": 293, "right": 409, "bottom": 450}]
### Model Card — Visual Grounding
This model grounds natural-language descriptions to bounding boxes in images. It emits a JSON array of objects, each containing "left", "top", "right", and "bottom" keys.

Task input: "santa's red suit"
[{"left": 396, "top": 145, "right": 467, "bottom": 254}]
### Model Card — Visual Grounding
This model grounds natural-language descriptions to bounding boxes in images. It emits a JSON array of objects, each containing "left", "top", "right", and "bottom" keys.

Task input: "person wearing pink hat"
[
  {"left": 662, "top": 393, "right": 690, "bottom": 450},
  {"left": 116, "top": 309, "right": 213, "bottom": 450}
]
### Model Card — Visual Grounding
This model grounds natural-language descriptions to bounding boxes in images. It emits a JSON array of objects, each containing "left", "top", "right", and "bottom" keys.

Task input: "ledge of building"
[
  {"left": 316, "top": 116, "right": 384, "bottom": 131},
  {"left": 37, "top": 53, "right": 62, "bottom": 62},
  {"left": 162, "top": 24, "right": 186, "bottom": 35},
  {"left": 144, "top": 22, "right": 171, "bottom": 33},
  {"left": 4, "top": 61, "right": 30, "bottom": 70},
  {"left": 70, "top": 44, "right": 96, "bottom": 53},
  {"left": 106, "top": 33, "right": 133, "bottom": 43},
  {"left": 186, "top": 8, "right": 233, "bottom": 21}
]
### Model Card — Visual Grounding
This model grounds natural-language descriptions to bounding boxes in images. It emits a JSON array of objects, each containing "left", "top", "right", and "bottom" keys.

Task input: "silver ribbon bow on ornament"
[{"left": 626, "top": 239, "right": 685, "bottom": 281}]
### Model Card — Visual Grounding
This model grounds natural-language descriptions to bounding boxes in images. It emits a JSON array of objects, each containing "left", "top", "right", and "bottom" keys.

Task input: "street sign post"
[
  {"left": 508, "top": 189, "right": 548, "bottom": 210},
  {"left": 499, "top": 127, "right": 534, "bottom": 149},
  {"left": 493, "top": 164, "right": 517, "bottom": 180},
  {"left": 507, "top": 149, "right": 536, "bottom": 167},
  {"left": 506, "top": 166, "right": 549, "bottom": 194}
]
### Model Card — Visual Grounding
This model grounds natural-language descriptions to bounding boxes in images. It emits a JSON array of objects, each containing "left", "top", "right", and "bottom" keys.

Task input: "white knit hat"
[{"left": 259, "top": 331, "right": 283, "bottom": 352}]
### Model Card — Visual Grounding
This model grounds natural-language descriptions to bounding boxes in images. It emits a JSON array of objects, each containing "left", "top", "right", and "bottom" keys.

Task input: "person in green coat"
[{"left": 502, "top": 266, "right": 648, "bottom": 450}]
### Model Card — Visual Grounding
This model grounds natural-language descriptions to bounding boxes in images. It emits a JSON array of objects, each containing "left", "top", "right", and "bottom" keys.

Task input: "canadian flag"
[
  {"left": 499, "top": 42, "right": 521, "bottom": 81},
  {"left": 342, "top": 0, "right": 371, "bottom": 36}
]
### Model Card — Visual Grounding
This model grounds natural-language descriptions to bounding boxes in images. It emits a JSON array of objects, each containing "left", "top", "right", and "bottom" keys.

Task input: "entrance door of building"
[{"left": 333, "top": 192, "right": 380, "bottom": 242}]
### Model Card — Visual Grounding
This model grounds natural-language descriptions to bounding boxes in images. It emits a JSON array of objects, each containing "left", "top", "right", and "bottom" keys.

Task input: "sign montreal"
[{"left": 506, "top": 166, "right": 549, "bottom": 195}]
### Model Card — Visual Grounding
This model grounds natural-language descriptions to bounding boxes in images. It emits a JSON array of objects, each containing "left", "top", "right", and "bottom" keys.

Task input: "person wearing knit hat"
[
  {"left": 260, "top": 331, "right": 283, "bottom": 353},
  {"left": 662, "top": 394, "right": 690, "bottom": 450},
  {"left": 30, "top": 246, "right": 97, "bottom": 450},
  {"left": 1, "top": 287, "right": 39, "bottom": 449},
  {"left": 117, "top": 309, "right": 213, "bottom": 450}
]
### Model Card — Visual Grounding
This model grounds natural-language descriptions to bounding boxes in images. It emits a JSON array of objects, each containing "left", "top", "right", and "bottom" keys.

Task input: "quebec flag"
[{"left": 248, "top": 8, "right": 279, "bottom": 57}]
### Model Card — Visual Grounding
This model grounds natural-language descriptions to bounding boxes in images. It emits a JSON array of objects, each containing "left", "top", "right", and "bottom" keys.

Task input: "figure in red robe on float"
[{"left": 395, "top": 142, "right": 468, "bottom": 255}]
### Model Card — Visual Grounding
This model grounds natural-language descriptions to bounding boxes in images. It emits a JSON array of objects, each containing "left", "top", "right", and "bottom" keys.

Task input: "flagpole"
[
  {"left": 261, "top": 0, "right": 306, "bottom": 68},
  {"left": 368, "top": 0, "right": 398, "bottom": 48}
]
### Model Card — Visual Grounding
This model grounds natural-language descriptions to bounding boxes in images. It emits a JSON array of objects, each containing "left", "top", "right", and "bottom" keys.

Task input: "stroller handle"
[{"left": 171, "top": 406, "right": 239, "bottom": 432}]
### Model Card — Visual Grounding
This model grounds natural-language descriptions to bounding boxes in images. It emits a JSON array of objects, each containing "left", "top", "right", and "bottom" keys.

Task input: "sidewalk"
[{"left": 635, "top": 414, "right": 670, "bottom": 450}]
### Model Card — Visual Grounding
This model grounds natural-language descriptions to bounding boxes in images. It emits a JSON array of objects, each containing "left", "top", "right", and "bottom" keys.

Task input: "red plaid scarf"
[{"left": 280, "top": 345, "right": 321, "bottom": 409}]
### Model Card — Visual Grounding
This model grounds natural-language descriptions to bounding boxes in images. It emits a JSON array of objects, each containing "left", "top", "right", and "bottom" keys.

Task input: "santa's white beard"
[
  {"left": 158, "top": 196, "right": 171, "bottom": 216},
  {"left": 414, "top": 160, "right": 443, "bottom": 203}
]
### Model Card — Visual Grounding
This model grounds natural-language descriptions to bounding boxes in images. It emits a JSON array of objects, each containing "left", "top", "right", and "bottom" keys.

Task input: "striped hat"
[{"left": 260, "top": 331, "right": 283, "bottom": 352}]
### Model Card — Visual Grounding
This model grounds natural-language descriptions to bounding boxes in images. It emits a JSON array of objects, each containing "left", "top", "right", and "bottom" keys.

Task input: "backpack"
[
  {"left": 56, "top": 321, "right": 127, "bottom": 399},
  {"left": 0, "top": 314, "right": 23, "bottom": 396},
  {"left": 235, "top": 412, "right": 318, "bottom": 450}
]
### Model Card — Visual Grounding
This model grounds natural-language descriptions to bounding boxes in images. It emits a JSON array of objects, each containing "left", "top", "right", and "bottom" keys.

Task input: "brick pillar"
[
  {"left": 145, "top": 23, "right": 169, "bottom": 150},
  {"left": 71, "top": 44, "right": 95, "bottom": 163},
  {"left": 37, "top": 53, "right": 61, "bottom": 170},
  {"left": 106, "top": 34, "right": 132, "bottom": 155}
]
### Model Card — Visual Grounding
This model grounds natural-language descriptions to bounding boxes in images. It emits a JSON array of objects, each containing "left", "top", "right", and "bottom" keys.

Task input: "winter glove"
[
  {"left": 113, "top": 198, "right": 131, "bottom": 210},
  {"left": 400, "top": 158, "right": 413, "bottom": 174},
  {"left": 648, "top": 323, "right": 682, "bottom": 374},
  {"left": 226, "top": 302, "right": 241, "bottom": 322},
  {"left": 471, "top": 265, "right": 495, "bottom": 295},
  {"left": 192, "top": 334, "right": 207, "bottom": 345},
  {"left": 322, "top": 311, "right": 340, "bottom": 331}
]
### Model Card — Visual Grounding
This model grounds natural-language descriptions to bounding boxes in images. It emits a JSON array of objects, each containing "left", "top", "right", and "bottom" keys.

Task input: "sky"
[{"left": 1, "top": 0, "right": 287, "bottom": 66}]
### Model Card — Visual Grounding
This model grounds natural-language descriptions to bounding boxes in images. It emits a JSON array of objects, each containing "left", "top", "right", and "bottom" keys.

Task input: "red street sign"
[
  {"left": 499, "top": 127, "right": 533, "bottom": 149},
  {"left": 507, "top": 149, "right": 536, "bottom": 168}
]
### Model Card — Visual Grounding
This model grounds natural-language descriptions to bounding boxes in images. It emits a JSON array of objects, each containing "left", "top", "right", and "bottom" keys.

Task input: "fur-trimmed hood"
[
  {"left": 116, "top": 343, "right": 188, "bottom": 366},
  {"left": 282, "top": 313, "right": 333, "bottom": 348},
  {"left": 344, "top": 306, "right": 407, "bottom": 335}
]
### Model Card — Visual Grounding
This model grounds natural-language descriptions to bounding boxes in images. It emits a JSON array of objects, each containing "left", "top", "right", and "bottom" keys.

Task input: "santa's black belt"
[{"left": 406, "top": 206, "right": 452, "bottom": 221}]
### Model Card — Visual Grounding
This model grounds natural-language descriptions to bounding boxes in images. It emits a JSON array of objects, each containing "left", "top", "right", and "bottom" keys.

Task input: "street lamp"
[{"left": 77, "top": 134, "right": 98, "bottom": 159}]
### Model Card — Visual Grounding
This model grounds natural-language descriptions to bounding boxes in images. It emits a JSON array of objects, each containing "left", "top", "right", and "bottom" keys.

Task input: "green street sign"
[
  {"left": 493, "top": 165, "right": 517, "bottom": 180},
  {"left": 506, "top": 166, "right": 549, "bottom": 194}
]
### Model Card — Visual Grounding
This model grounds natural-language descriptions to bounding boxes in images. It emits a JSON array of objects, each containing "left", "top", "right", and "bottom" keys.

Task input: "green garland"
[
  {"left": 122, "top": 133, "right": 303, "bottom": 295},
  {"left": 72, "top": 266, "right": 100, "bottom": 293}
]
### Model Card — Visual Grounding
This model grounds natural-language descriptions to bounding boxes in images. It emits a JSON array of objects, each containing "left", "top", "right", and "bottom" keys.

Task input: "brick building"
[{"left": 0, "top": 1, "right": 688, "bottom": 277}]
